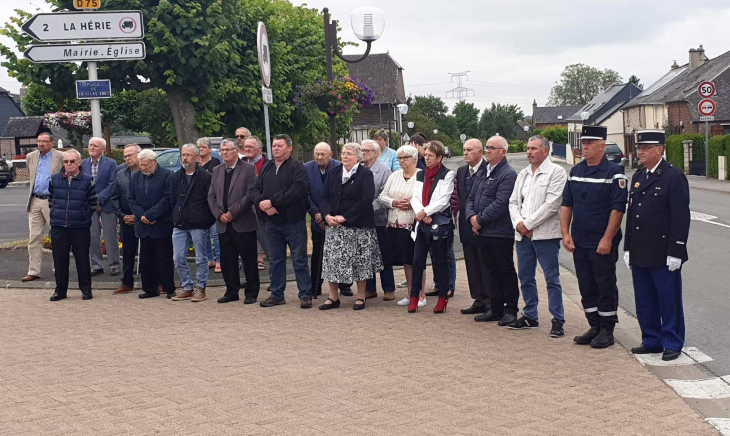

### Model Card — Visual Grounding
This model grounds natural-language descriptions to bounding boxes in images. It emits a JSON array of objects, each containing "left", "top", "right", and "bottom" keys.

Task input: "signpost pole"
[
  {"left": 705, "top": 120, "right": 710, "bottom": 179},
  {"left": 87, "top": 61, "right": 103, "bottom": 143},
  {"left": 263, "top": 103, "right": 272, "bottom": 160}
]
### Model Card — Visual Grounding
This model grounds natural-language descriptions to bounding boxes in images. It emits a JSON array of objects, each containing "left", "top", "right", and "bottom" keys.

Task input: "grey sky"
[{"left": 3, "top": 0, "right": 730, "bottom": 117}]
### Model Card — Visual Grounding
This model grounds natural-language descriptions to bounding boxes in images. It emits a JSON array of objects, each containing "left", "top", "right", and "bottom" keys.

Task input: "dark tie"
[{"left": 466, "top": 168, "right": 475, "bottom": 193}]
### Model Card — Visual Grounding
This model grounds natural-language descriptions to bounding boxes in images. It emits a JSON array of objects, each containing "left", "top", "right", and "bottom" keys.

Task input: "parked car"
[
  {"left": 0, "top": 154, "right": 15, "bottom": 188},
  {"left": 156, "top": 148, "right": 222, "bottom": 172},
  {"left": 603, "top": 142, "right": 626, "bottom": 168}
]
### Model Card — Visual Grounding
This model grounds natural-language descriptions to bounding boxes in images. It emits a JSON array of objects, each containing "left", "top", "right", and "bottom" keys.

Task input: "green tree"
[
  {"left": 452, "top": 101, "right": 480, "bottom": 138},
  {"left": 21, "top": 82, "right": 87, "bottom": 115},
  {"left": 533, "top": 125, "right": 568, "bottom": 144},
  {"left": 409, "top": 95, "right": 449, "bottom": 120},
  {"left": 628, "top": 74, "right": 644, "bottom": 90},
  {"left": 548, "top": 64, "right": 622, "bottom": 106},
  {"left": 479, "top": 103, "right": 524, "bottom": 139}
]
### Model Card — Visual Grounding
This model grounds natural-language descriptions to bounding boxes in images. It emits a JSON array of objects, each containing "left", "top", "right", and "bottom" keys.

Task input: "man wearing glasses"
[
  {"left": 235, "top": 127, "right": 251, "bottom": 160},
  {"left": 23, "top": 132, "right": 64, "bottom": 282}
]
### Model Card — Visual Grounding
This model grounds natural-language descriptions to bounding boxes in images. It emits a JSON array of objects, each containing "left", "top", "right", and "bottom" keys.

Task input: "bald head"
[
  {"left": 313, "top": 142, "right": 333, "bottom": 170},
  {"left": 485, "top": 135, "right": 508, "bottom": 166},
  {"left": 463, "top": 138, "right": 483, "bottom": 166}
]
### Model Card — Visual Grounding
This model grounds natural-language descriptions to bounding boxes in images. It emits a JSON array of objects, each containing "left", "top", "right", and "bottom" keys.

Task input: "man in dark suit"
[
  {"left": 624, "top": 130, "right": 690, "bottom": 362},
  {"left": 208, "top": 138, "right": 261, "bottom": 304},
  {"left": 456, "top": 139, "right": 491, "bottom": 315},
  {"left": 128, "top": 149, "right": 175, "bottom": 299},
  {"left": 82, "top": 137, "right": 120, "bottom": 277}
]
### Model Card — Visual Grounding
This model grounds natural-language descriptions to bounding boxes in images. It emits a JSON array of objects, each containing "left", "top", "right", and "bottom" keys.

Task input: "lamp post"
[
  {"left": 323, "top": 7, "right": 385, "bottom": 157},
  {"left": 397, "top": 103, "right": 408, "bottom": 145}
]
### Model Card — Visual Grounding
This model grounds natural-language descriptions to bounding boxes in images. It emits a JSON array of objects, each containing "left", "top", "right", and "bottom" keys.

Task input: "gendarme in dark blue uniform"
[
  {"left": 624, "top": 130, "right": 690, "bottom": 361},
  {"left": 562, "top": 125, "right": 628, "bottom": 348}
]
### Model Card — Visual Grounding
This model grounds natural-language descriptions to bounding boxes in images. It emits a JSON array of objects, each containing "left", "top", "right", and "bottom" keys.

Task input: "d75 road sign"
[{"left": 22, "top": 10, "right": 144, "bottom": 42}]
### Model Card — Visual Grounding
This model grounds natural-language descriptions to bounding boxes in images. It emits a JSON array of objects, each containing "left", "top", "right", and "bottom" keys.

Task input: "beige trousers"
[{"left": 27, "top": 197, "right": 51, "bottom": 276}]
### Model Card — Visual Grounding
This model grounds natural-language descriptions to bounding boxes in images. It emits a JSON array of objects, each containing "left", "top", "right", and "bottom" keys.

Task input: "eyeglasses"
[
  {"left": 397, "top": 156, "right": 412, "bottom": 160},
  {"left": 220, "top": 148, "right": 236, "bottom": 153},
  {"left": 63, "top": 160, "right": 77, "bottom": 164},
  {"left": 341, "top": 152, "right": 357, "bottom": 157},
  {"left": 235, "top": 135, "right": 248, "bottom": 139},
  {"left": 37, "top": 140, "right": 52, "bottom": 144},
  {"left": 362, "top": 149, "right": 376, "bottom": 154}
]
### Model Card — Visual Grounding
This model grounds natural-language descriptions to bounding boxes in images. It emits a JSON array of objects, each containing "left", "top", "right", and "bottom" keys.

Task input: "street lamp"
[
  {"left": 323, "top": 7, "right": 385, "bottom": 156},
  {"left": 433, "top": 129, "right": 438, "bottom": 135},
  {"left": 397, "top": 103, "right": 408, "bottom": 146}
]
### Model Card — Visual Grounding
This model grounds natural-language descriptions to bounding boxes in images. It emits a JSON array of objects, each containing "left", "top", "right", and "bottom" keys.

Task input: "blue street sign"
[{"left": 75, "top": 79, "right": 112, "bottom": 99}]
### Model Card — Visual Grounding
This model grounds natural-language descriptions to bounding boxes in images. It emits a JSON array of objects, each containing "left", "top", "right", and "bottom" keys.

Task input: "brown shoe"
[
  {"left": 21, "top": 275, "right": 40, "bottom": 282},
  {"left": 113, "top": 285, "right": 134, "bottom": 295},
  {"left": 383, "top": 292, "right": 395, "bottom": 301},
  {"left": 171, "top": 290, "right": 194, "bottom": 301},
  {"left": 191, "top": 288, "right": 206, "bottom": 302}
]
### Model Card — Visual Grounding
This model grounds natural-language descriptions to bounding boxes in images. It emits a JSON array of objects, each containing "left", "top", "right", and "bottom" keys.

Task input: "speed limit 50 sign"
[{"left": 698, "top": 81, "right": 716, "bottom": 99}]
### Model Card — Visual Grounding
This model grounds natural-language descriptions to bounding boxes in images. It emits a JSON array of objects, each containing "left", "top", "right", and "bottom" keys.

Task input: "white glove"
[
  {"left": 624, "top": 252, "right": 630, "bottom": 270},
  {"left": 667, "top": 256, "right": 682, "bottom": 272}
]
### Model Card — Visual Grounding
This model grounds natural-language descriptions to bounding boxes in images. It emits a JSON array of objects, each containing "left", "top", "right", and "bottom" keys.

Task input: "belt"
[{"left": 32, "top": 193, "right": 49, "bottom": 200}]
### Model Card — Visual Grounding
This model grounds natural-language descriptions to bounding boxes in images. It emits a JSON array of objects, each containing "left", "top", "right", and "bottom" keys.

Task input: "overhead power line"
[{"left": 446, "top": 71, "right": 475, "bottom": 101}]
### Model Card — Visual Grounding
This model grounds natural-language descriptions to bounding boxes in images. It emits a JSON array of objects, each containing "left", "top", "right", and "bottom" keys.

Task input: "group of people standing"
[{"left": 24, "top": 123, "right": 690, "bottom": 361}]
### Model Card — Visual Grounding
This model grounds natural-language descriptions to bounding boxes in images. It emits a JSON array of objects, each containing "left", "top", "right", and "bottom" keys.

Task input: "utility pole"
[{"left": 446, "top": 71, "right": 475, "bottom": 101}]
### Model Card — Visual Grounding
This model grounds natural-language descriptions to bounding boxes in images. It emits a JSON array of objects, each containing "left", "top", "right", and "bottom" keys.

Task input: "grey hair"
[
  {"left": 528, "top": 135, "right": 550, "bottom": 149},
  {"left": 181, "top": 143, "right": 200, "bottom": 156},
  {"left": 124, "top": 144, "right": 142, "bottom": 153},
  {"left": 396, "top": 145, "right": 418, "bottom": 160},
  {"left": 220, "top": 139, "right": 236, "bottom": 149},
  {"left": 63, "top": 148, "right": 82, "bottom": 161},
  {"left": 361, "top": 139, "right": 380, "bottom": 157},
  {"left": 137, "top": 149, "right": 158, "bottom": 161},
  {"left": 89, "top": 136, "right": 106, "bottom": 148},
  {"left": 38, "top": 132, "right": 55, "bottom": 142},
  {"left": 314, "top": 142, "right": 331, "bottom": 152},
  {"left": 247, "top": 136, "right": 263, "bottom": 149},
  {"left": 196, "top": 137, "right": 211, "bottom": 147},
  {"left": 341, "top": 142, "right": 363, "bottom": 160},
  {"left": 489, "top": 135, "right": 509, "bottom": 151}
]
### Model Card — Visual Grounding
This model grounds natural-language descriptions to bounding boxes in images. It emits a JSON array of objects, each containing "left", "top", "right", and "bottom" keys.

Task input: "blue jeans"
[
  {"left": 516, "top": 238, "right": 564, "bottom": 324},
  {"left": 172, "top": 228, "right": 210, "bottom": 290},
  {"left": 206, "top": 223, "right": 220, "bottom": 263},
  {"left": 268, "top": 219, "right": 311, "bottom": 301},
  {"left": 448, "top": 239, "right": 456, "bottom": 290}
]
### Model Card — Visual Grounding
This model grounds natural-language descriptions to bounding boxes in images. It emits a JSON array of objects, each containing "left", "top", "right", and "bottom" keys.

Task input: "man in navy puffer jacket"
[{"left": 48, "top": 149, "right": 98, "bottom": 301}]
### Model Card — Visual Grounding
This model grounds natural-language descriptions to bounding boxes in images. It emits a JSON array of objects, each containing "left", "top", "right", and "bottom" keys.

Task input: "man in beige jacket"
[
  {"left": 508, "top": 135, "right": 567, "bottom": 337},
  {"left": 23, "top": 132, "right": 64, "bottom": 282}
]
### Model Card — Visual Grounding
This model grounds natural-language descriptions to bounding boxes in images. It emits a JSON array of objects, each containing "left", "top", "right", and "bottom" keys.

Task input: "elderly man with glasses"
[
  {"left": 235, "top": 127, "right": 251, "bottom": 160},
  {"left": 111, "top": 144, "right": 142, "bottom": 294}
]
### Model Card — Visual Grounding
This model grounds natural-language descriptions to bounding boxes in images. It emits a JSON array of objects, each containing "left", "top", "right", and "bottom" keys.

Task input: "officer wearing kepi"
[
  {"left": 624, "top": 129, "right": 690, "bottom": 361},
  {"left": 560, "top": 125, "right": 628, "bottom": 349}
]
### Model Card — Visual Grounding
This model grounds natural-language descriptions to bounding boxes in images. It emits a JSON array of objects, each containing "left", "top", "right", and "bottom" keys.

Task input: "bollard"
[{"left": 719, "top": 155, "right": 727, "bottom": 181}]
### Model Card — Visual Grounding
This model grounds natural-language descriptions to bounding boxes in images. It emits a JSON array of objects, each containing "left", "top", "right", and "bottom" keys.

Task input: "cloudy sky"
[{"left": 3, "top": 0, "right": 730, "bottom": 117}]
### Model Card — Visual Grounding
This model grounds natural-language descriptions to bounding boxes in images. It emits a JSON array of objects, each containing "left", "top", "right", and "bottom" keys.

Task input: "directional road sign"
[
  {"left": 76, "top": 80, "right": 112, "bottom": 99},
  {"left": 698, "top": 81, "right": 716, "bottom": 99},
  {"left": 24, "top": 42, "right": 146, "bottom": 63},
  {"left": 699, "top": 98, "right": 717, "bottom": 117},
  {"left": 22, "top": 11, "right": 144, "bottom": 42}
]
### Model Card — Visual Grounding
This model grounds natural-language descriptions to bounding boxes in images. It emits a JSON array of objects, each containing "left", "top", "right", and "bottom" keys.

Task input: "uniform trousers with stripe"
[
  {"left": 631, "top": 266, "right": 685, "bottom": 352},
  {"left": 572, "top": 246, "right": 619, "bottom": 326}
]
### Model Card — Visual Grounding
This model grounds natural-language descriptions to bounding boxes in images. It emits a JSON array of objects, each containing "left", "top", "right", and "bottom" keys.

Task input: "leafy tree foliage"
[
  {"left": 479, "top": 103, "right": 524, "bottom": 139},
  {"left": 533, "top": 125, "right": 569, "bottom": 144},
  {"left": 452, "top": 101, "right": 480, "bottom": 138},
  {"left": 628, "top": 75, "right": 644, "bottom": 90},
  {"left": 548, "top": 64, "right": 622, "bottom": 106}
]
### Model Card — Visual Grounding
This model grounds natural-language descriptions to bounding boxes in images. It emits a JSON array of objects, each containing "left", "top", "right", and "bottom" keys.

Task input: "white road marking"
[
  {"left": 0, "top": 204, "right": 26, "bottom": 207},
  {"left": 634, "top": 352, "right": 696, "bottom": 366},
  {"left": 683, "top": 347, "right": 714, "bottom": 363},
  {"left": 665, "top": 377, "right": 730, "bottom": 399},
  {"left": 691, "top": 211, "right": 730, "bottom": 229},
  {"left": 706, "top": 418, "right": 730, "bottom": 435}
]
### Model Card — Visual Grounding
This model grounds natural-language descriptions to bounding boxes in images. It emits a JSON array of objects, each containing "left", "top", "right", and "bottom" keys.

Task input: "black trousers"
[
  {"left": 463, "top": 236, "right": 491, "bottom": 309},
  {"left": 139, "top": 236, "right": 175, "bottom": 295},
  {"left": 410, "top": 228, "right": 451, "bottom": 299},
  {"left": 366, "top": 226, "right": 395, "bottom": 293},
  {"left": 51, "top": 226, "right": 92, "bottom": 295},
  {"left": 119, "top": 221, "right": 138, "bottom": 288},
  {"left": 219, "top": 227, "right": 260, "bottom": 299},
  {"left": 476, "top": 236, "right": 519, "bottom": 315},
  {"left": 310, "top": 229, "right": 351, "bottom": 295},
  {"left": 573, "top": 246, "right": 619, "bottom": 326}
]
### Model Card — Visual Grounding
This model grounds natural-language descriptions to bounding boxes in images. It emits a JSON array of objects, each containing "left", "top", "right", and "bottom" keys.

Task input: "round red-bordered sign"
[
  {"left": 257, "top": 22, "right": 271, "bottom": 88},
  {"left": 698, "top": 98, "right": 717, "bottom": 117},
  {"left": 698, "top": 81, "right": 716, "bottom": 98}
]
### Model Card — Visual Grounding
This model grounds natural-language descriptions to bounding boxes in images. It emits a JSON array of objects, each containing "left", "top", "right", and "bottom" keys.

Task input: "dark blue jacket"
[
  {"left": 81, "top": 155, "right": 117, "bottom": 212},
  {"left": 465, "top": 159, "right": 517, "bottom": 239},
  {"left": 128, "top": 166, "right": 174, "bottom": 239},
  {"left": 49, "top": 167, "right": 97, "bottom": 228},
  {"left": 320, "top": 163, "right": 375, "bottom": 229},
  {"left": 305, "top": 158, "right": 341, "bottom": 233}
]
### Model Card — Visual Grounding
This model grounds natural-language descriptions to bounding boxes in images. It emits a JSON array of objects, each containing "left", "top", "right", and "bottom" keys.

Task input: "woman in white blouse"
[{"left": 379, "top": 145, "right": 426, "bottom": 307}]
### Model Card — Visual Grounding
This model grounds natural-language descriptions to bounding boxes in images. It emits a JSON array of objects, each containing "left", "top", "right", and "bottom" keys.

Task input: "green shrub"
[
  {"left": 707, "top": 134, "right": 728, "bottom": 178},
  {"left": 507, "top": 139, "right": 526, "bottom": 153},
  {"left": 533, "top": 126, "right": 568, "bottom": 144},
  {"left": 666, "top": 133, "right": 704, "bottom": 173}
]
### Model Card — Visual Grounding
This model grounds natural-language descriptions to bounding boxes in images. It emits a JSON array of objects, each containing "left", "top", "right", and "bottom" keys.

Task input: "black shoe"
[
  {"left": 300, "top": 297, "right": 313, "bottom": 309},
  {"left": 365, "top": 291, "right": 377, "bottom": 300},
  {"left": 498, "top": 313, "right": 517, "bottom": 326},
  {"left": 589, "top": 328, "right": 615, "bottom": 349},
  {"left": 138, "top": 292, "right": 160, "bottom": 299},
  {"left": 109, "top": 269, "right": 120, "bottom": 277},
  {"left": 319, "top": 298, "right": 340, "bottom": 310},
  {"left": 474, "top": 310, "right": 503, "bottom": 322},
  {"left": 166, "top": 292, "right": 176, "bottom": 299},
  {"left": 508, "top": 316, "right": 539, "bottom": 330},
  {"left": 631, "top": 344, "right": 664, "bottom": 354},
  {"left": 260, "top": 297, "right": 286, "bottom": 307},
  {"left": 662, "top": 349, "right": 682, "bottom": 361},
  {"left": 218, "top": 295, "right": 239, "bottom": 304},
  {"left": 550, "top": 320, "right": 565, "bottom": 338},
  {"left": 243, "top": 297, "right": 257, "bottom": 304},
  {"left": 424, "top": 290, "right": 439, "bottom": 297},
  {"left": 460, "top": 303, "right": 487, "bottom": 315},
  {"left": 81, "top": 292, "right": 93, "bottom": 300},
  {"left": 49, "top": 293, "right": 67, "bottom": 301},
  {"left": 573, "top": 327, "right": 599, "bottom": 345},
  {"left": 353, "top": 298, "right": 366, "bottom": 310},
  {"left": 90, "top": 269, "right": 104, "bottom": 277},
  {"left": 340, "top": 287, "right": 353, "bottom": 297}
]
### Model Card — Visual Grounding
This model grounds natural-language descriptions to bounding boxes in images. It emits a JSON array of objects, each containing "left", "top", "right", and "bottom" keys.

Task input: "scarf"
[{"left": 421, "top": 163, "right": 441, "bottom": 207}]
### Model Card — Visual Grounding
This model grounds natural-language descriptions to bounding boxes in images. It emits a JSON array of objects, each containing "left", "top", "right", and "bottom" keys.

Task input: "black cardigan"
[{"left": 320, "top": 163, "right": 375, "bottom": 228}]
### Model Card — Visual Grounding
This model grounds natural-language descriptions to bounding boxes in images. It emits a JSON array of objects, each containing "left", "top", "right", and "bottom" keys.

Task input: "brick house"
[
  {"left": 531, "top": 100, "right": 582, "bottom": 130},
  {"left": 344, "top": 53, "right": 406, "bottom": 143}
]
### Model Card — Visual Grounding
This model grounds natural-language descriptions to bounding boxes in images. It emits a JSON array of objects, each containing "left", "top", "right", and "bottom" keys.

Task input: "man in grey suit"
[
  {"left": 23, "top": 132, "right": 64, "bottom": 282},
  {"left": 208, "top": 138, "right": 260, "bottom": 304}
]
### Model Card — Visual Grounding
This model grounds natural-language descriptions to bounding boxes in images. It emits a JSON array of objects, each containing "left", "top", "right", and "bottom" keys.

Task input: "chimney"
[
  {"left": 689, "top": 45, "right": 708, "bottom": 70},
  {"left": 670, "top": 60, "right": 679, "bottom": 70},
  {"left": 532, "top": 99, "right": 537, "bottom": 128}
]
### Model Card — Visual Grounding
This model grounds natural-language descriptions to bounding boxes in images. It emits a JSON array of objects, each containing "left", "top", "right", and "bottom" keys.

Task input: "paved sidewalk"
[{"left": 0, "top": 260, "right": 717, "bottom": 435}]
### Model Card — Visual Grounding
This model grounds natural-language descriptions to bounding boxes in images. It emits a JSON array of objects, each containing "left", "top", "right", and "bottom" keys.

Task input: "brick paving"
[{"left": 0, "top": 260, "right": 717, "bottom": 436}]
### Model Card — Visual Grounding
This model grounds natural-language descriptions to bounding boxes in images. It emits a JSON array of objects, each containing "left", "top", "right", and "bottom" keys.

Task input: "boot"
[
  {"left": 433, "top": 297, "right": 448, "bottom": 314},
  {"left": 573, "top": 312, "right": 600, "bottom": 345},
  {"left": 590, "top": 321, "right": 615, "bottom": 349},
  {"left": 407, "top": 296, "right": 419, "bottom": 313},
  {"left": 81, "top": 290, "right": 93, "bottom": 301}
]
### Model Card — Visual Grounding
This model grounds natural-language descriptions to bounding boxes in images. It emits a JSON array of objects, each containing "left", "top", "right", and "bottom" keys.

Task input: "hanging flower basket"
[{"left": 293, "top": 77, "right": 376, "bottom": 116}]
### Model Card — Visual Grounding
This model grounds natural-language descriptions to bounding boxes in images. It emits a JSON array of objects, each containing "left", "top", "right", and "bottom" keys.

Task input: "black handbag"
[{"left": 420, "top": 213, "right": 452, "bottom": 240}]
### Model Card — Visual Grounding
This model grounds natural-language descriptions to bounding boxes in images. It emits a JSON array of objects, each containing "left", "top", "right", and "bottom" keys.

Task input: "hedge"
[
  {"left": 666, "top": 134, "right": 703, "bottom": 172},
  {"left": 507, "top": 140, "right": 526, "bottom": 153},
  {"left": 707, "top": 134, "right": 730, "bottom": 178}
]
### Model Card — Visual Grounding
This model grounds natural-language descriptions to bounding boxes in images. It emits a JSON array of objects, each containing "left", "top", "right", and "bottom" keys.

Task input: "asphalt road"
[
  {"left": 0, "top": 185, "right": 29, "bottom": 244},
  {"left": 444, "top": 155, "right": 730, "bottom": 377}
]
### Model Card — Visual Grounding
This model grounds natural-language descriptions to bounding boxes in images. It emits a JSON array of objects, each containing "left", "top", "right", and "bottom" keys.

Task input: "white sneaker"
[
  {"left": 396, "top": 281, "right": 408, "bottom": 289},
  {"left": 396, "top": 297, "right": 410, "bottom": 306},
  {"left": 418, "top": 298, "right": 427, "bottom": 308}
]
